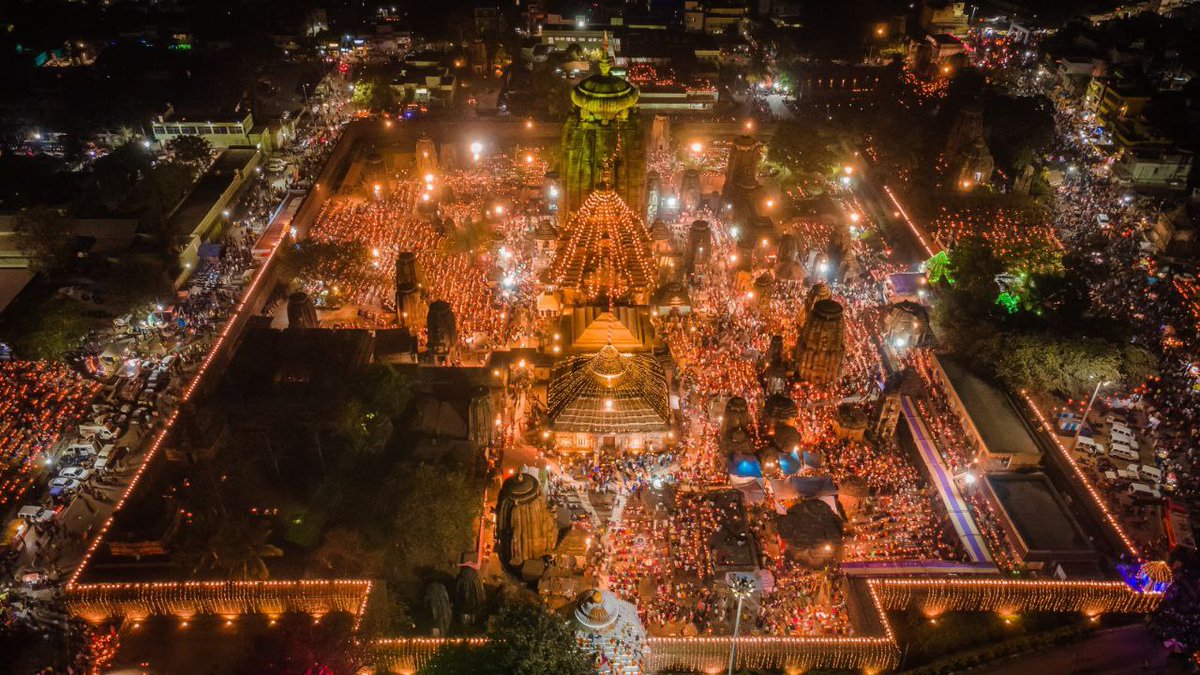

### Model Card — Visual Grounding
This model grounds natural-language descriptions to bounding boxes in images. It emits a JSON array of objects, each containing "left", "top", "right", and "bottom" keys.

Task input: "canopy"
[{"left": 728, "top": 453, "right": 762, "bottom": 478}]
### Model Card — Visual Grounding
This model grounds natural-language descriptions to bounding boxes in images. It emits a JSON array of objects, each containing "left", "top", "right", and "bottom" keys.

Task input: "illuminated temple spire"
[
  {"left": 548, "top": 184, "right": 656, "bottom": 306},
  {"left": 561, "top": 34, "right": 644, "bottom": 221}
]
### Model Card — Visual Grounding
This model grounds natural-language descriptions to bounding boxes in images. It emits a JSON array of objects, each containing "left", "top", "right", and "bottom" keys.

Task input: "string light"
[
  {"left": 1020, "top": 390, "right": 1141, "bottom": 558},
  {"left": 66, "top": 580, "right": 373, "bottom": 625},
  {"left": 548, "top": 187, "right": 656, "bottom": 302}
]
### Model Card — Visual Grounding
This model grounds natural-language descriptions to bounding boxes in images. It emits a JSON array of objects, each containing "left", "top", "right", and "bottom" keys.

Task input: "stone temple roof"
[
  {"left": 548, "top": 188, "right": 656, "bottom": 301},
  {"left": 571, "top": 50, "right": 638, "bottom": 122},
  {"left": 570, "top": 588, "right": 647, "bottom": 673},
  {"left": 548, "top": 345, "right": 670, "bottom": 434}
]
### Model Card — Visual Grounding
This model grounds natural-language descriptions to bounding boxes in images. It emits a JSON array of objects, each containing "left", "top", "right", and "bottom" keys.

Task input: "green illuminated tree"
[
  {"left": 925, "top": 250, "right": 954, "bottom": 284},
  {"left": 995, "top": 292, "right": 1020, "bottom": 314}
]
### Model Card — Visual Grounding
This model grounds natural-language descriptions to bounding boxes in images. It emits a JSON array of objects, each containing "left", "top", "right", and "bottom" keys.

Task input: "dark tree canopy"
[
  {"left": 419, "top": 603, "right": 593, "bottom": 675},
  {"left": 165, "top": 134, "right": 215, "bottom": 175},
  {"left": 14, "top": 207, "right": 75, "bottom": 274}
]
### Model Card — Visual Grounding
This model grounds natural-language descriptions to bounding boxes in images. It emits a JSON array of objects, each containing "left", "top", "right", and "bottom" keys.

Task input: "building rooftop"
[
  {"left": 166, "top": 148, "right": 258, "bottom": 240},
  {"left": 986, "top": 472, "right": 1092, "bottom": 553},
  {"left": 939, "top": 356, "right": 1041, "bottom": 459},
  {"left": 548, "top": 345, "right": 670, "bottom": 434}
]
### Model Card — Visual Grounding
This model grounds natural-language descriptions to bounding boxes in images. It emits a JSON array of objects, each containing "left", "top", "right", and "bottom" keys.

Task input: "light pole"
[
  {"left": 1074, "top": 379, "right": 1110, "bottom": 445},
  {"left": 727, "top": 575, "right": 755, "bottom": 675}
]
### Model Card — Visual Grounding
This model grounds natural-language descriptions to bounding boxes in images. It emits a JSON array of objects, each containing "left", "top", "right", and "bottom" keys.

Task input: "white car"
[
  {"left": 1077, "top": 436, "right": 1105, "bottom": 456},
  {"left": 18, "top": 506, "right": 56, "bottom": 523},
  {"left": 1096, "top": 213, "right": 1110, "bottom": 228},
  {"left": 58, "top": 467, "right": 93, "bottom": 482},
  {"left": 49, "top": 477, "right": 82, "bottom": 492},
  {"left": 1110, "top": 444, "right": 1140, "bottom": 462}
]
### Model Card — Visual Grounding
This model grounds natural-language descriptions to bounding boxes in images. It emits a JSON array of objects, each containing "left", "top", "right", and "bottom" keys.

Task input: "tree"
[
  {"left": 85, "top": 141, "right": 152, "bottom": 210},
  {"left": 925, "top": 251, "right": 954, "bottom": 285},
  {"left": 336, "top": 399, "right": 394, "bottom": 455},
  {"left": 311, "top": 527, "right": 384, "bottom": 577},
  {"left": 528, "top": 64, "right": 575, "bottom": 120},
  {"left": 389, "top": 463, "right": 480, "bottom": 571},
  {"left": 200, "top": 518, "right": 284, "bottom": 580},
  {"left": 14, "top": 207, "right": 75, "bottom": 274},
  {"left": 984, "top": 93, "right": 1054, "bottom": 177},
  {"left": 485, "top": 603, "right": 592, "bottom": 675},
  {"left": 352, "top": 76, "right": 399, "bottom": 112},
  {"left": 165, "top": 135, "right": 215, "bottom": 175},
  {"left": 240, "top": 613, "right": 367, "bottom": 675},
  {"left": 103, "top": 258, "right": 174, "bottom": 308},
  {"left": 419, "top": 603, "right": 593, "bottom": 675},
  {"left": 354, "top": 364, "right": 414, "bottom": 418},
  {"left": 1121, "top": 344, "right": 1159, "bottom": 388},
  {"left": 0, "top": 297, "right": 92, "bottom": 360},
  {"left": 991, "top": 333, "right": 1123, "bottom": 399},
  {"left": 138, "top": 159, "right": 194, "bottom": 247},
  {"left": 766, "top": 119, "right": 845, "bottom": 187}
]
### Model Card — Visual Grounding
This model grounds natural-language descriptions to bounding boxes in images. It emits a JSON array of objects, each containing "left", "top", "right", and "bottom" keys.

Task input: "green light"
[
  {"left": 926, "top": 251, "right": 954, "bottom": 284},
  {"left": 996, "top": 292, "right": 1020, "bottom": 314}
]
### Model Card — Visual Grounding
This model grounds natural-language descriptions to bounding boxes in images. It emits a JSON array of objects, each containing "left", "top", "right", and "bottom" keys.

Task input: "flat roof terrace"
[
  {"left": 984, "top": 472, "right": 1098, "bottom": 567},
  {"left": 938, "top": 356, "right": 1041, "bottom": 462}
]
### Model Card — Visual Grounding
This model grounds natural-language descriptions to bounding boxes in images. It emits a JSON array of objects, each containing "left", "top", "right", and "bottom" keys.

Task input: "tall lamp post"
[
  {"left": 1074, "top": 379, "right": 1111, "bottom": 445},
  {"left": 727, "top": 575, "right": 755, "bottom": 675}
]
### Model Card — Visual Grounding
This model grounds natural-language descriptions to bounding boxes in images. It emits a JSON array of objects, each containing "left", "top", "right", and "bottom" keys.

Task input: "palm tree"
[{"left": 201, "top": 519, "right": 283, "bottom": 581}]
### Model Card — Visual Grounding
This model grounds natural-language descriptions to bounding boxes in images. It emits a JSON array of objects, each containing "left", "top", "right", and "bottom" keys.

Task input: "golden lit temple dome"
[
  {"left": 570, "top": 589, "right": 648, "bottom": 673},
  {"left": 571, "top": 47, "right": 638, "bottom": 122},
  {"left": 548, "top": 346, "right": 670, "bottom": 434},
  {"left": 588, "top": 344, "right": 627, "bottom": 385},
  {"left": 575, "top": 590, "right": 615, "bottom": 629}
]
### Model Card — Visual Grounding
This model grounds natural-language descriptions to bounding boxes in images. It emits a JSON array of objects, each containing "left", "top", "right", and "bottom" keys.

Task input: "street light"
[
  {"left": 726, "top": 575, "right": 755, "bottom": 675},
  {"left": 1074, "top": 379, "right": 1111, "bottom": 446}
]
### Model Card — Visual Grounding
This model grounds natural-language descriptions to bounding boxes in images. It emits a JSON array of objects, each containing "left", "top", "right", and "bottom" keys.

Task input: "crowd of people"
[
  {"left": 0, "top": 362, "right": 100, "bottom": 506},
  {"left": 301, "top": 150, "right": 557, "bottom": 342},
  {"left": 1043, "top": 101, "right": 1199, "bottom": 539},
  {"left": 515, "top": 143, "right": 983, "bottom": 640}
]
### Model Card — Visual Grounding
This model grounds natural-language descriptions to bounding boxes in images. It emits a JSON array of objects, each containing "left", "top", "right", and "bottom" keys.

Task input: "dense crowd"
[
  {"left": 1046, "top": 104, "right": 1199, "bottom": 525},
  {"left": 0, "top": 362, "right": 100, "bottom": 505}
]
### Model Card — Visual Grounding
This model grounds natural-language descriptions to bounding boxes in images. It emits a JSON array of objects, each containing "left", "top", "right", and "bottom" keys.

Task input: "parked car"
[
  {"left": 1129, "top": 483, "right": 1162, "bottom": 501},
  {"left": 48, "top": 477, "right": 82, "bottom": 496},
  {"left": 1077, "top": 437, "right": 1105, "bottom": 456},
  {"left": 58, "top": 467, "right": 93, "bottom": 482},
  {"left": 1137, "top": 465, "right": 1163, "bottom": 484},
  {"left": 63, "top": 439, "right": 100, "bottom": 458},
  {"left": 17, "top": 506, "right": 56, "bottom": 523},
  {"left": 1110, "top": 444, "right": 1139, "bottom": 462}
]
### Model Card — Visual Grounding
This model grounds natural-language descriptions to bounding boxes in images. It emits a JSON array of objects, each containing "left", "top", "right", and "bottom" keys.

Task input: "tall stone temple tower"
[
  {"left": 414, "top": 134, "right": 438, "bottom": 178},
  {"left": 722, "top": 134, "right": 762, "bottom": 209},
  {"left": 560, "top": 37, "right": 645, "bottom": 222},
  {"left": 794, "top": 298, "right": 846, "bottom": 384}
]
